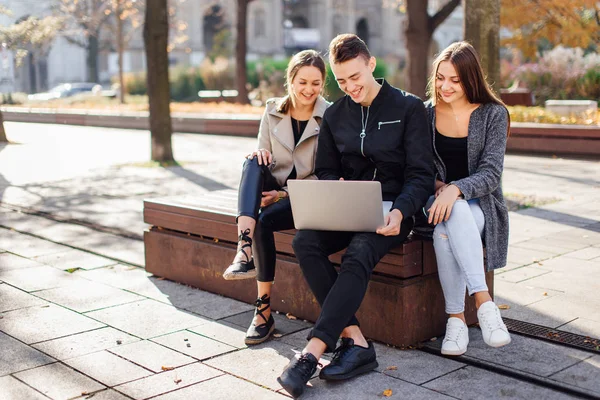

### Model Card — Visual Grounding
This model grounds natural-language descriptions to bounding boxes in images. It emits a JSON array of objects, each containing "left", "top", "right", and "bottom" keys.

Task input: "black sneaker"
[
  {"left": 318, "top": 338, "right": 378, "bottom": 381},
  {"left": 277, "top": 352, "right": 319, "bottom": 398}
]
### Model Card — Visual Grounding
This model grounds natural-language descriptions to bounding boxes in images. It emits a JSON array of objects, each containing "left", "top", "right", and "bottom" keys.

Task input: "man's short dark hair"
[{"left": 328, "top": 34, "right": 371, "bottom": 64}]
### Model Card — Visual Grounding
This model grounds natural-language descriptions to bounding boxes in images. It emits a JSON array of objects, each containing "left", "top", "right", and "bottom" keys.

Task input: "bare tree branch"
[{"left": 431, "top": 0, "right": 461, "bottom": 31}]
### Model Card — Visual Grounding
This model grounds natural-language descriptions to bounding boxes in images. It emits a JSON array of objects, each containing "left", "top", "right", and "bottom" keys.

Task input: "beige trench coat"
[{"left": 257, "top": 96, "right": 330, "bottom": 190}]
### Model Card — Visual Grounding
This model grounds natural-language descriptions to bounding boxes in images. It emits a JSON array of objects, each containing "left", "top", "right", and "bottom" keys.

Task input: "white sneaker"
[
  {"left": 441, "top": 317, "right": 469, "bottom": 356},
  {"left": 477, "top": 301, "right": 512, "bottom": 348}
]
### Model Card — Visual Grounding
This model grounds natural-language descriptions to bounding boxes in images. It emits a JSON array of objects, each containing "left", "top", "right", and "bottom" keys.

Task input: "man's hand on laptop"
[
  {"left": 376, "top": 209, "right": 404, "bottom": 236},
  {"left": 247, "top": 148, "right": 273, "bottom": 166}
]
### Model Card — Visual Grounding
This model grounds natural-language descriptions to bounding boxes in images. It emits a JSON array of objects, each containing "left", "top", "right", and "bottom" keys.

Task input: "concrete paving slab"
[
  {"left": 85, "top": 300, "right": 208, "bottom": 339},
  {"left": 0, "top": 265, "right": 90, "bottom": 292},
  {"left": 302, "top": 370, "right": 454, "bottom": 400},
  {"left": 0, "top": 304, "right": 105, "bottom": 344},
  {"left": 65, "top": 350, "right": 154, "bottom": 387},
  {"left": 33, "top": 249, "right": 117, "bottom": 271},
  {"left": 550, "top": 355, "right": 600, "bottom": 394},
  {"left": 507, "top": 246, "right": 556, "bottom": 266},
  {"left": 187, "top": 320, "right": 247, "bottom": 349},
  {"left": 151, "top": 374, "right": 285, "bottom": 400},
  {"left": 222, "top": 310, "right": 312, "bottom": 336},
  {"left": 558, "top": 318, "right": 600, "bottom": 339},
  {"left": 523, "top": 295, "right": 600, "bottom": 324},
  {"left": 139, "top": 278, "right": 254, "bottom": 320},
  {"left": 2, "top": 233, "right": 70, "bottom": 258},
  {"left": 151, "top": 330, "right": 236, "bottom": 361},
  {"left": 499, "top": 303, "right": 574, "bottom": 329},
  {"left": 71, "top": 389, "right": 132, "bottom": 400},
  {"left": 423, "top": 366, "right": 575, "bottom": 399},
  {"left": 204, "top": 340, "right": 301, "bottom": 392},
  {"left": 463, "top": 327, "right": 591, "bottom": 377},
  {"left": 494, "top": 279, "right": 562, "bottom": 307},
  {"left": 373, "top": 343, "right": 465, "bottom": 385},
  {"left": 77, "top": 234, "right": 145, "bottom": 266},
  {"left": 495, "top": 266, "right": 552, "bottom": 283},
  {"left": 108, "top": 340, "right": 195, "bottom": 373},
  {"left": 73, "top": 264, "right": 152, "bottom": 290},
  {"left": 0, "top": 331, "right": 55, "bottom": 376},
  {"left": 33, "top": 222, "right": 104, "bottom": 247},
  {"left": 14, "top": 362, "right": 106, "bottom": 399},
  {"left": 563, "top": 247, "right": 600, "bottom": 261},
  {"left": 274, "top": 327, "right": 312, "bottom": 351},
  {"left": 511, "top": 239, "right": 586, "bottom": 255},
  {"left": 0, "top": 252, "right": 46, "bottom": 271},
  {"left": 0, "top": 282, "right": 48, "bottom": 312},
  {"left": 113, "top": 362, "right": 223, "bottom": 400},
  {"left": 32, "top": 327, "right": 139, "bottom": 361},
  {"left": 35, "top": 281, "right": 144, "bottom": 313},
  {"left": 0, "top": 376, "right": 49, "bottom": 400}
]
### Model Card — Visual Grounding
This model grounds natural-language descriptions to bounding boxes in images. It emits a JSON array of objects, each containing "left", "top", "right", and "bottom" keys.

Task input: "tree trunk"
[
  {"left": 463, "top": 0, "right": 500, "bottom": 92},
  {"left": 405, "top": 0, "right": 432, "bottom": 100},
  {"left": 87, "top": 34, "right": 100, "bottom": 83},
  {"left": 144, "top": 0, "right": 174, "bottom": 163},
  {"left": 116, "top": 0, "right": 126, "bottom": 104},
  {"left": 235, "top": 0, "right": 250, "bottom": 104},
  {"left": 0, "top": 110, "right": 7, "bottom": 143}
]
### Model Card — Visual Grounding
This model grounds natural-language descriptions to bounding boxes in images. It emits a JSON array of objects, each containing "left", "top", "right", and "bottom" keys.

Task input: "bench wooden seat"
[{"left": 143, "top": 189, "right": 493, "bottom": 347}]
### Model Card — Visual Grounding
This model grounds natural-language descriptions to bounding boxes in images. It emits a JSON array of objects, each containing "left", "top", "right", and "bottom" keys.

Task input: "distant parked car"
[{"left": 27, "top": 83, "right": 101, "bottom": 101}]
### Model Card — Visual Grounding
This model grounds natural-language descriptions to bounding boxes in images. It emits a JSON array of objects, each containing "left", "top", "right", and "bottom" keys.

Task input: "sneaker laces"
[
  {"left": 445, "top": 323, "right": 464, "bottom": 342},
  {"left": 296, "top": 354, "right": 319, "bottom": 379},
  {"left": 480, "top": 306, "right": 504, "bottom": 332},
  {"left": 331, "top": 338, "right": 353, "bottom": 363}
]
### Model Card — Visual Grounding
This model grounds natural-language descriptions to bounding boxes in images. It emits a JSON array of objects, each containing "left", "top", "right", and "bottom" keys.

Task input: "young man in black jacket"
[{"left": 278, "top": 34, "right": 434, "bottom": 398}]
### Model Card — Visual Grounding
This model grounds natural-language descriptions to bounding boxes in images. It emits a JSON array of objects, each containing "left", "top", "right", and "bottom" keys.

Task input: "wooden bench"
[{"left": 143, "top": 189, "right": 493, "bottom": 347}]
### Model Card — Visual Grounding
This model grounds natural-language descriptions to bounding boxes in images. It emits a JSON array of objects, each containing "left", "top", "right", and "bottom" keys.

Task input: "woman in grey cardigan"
[{"left": 424, "top": 42, "right": 511, "bottom": 356}]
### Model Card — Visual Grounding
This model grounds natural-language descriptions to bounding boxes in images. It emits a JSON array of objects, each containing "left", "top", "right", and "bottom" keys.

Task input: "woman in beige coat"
[{"left": 223, "top": 50, "right": 329, "bottom": 345}]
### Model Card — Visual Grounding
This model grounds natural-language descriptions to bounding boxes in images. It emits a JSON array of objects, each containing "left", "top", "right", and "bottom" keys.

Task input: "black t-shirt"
[
  {"left": 435, "top": 128, "right": 469, "bottom": 183},
  {"left": 287, "top": 117, "right": 309, "bottom": 182}
]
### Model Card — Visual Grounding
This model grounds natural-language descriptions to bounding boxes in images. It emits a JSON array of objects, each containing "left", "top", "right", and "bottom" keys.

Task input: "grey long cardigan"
[{"left": 425, "top": 101, "right": 510, "bottom": 271}]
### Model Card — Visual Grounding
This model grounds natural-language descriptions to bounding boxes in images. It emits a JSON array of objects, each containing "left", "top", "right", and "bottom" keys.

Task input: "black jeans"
[
  {"left": 237, "top": 158, "right": 295, "bottom": 282},
  {"left": 292, "top": 219, "right": 413, "bottom": 352}
]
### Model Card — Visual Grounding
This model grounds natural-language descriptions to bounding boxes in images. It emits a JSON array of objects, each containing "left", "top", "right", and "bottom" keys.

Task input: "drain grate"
[{"left": 504, "top": 317, "right": 600, "bottom": 354}]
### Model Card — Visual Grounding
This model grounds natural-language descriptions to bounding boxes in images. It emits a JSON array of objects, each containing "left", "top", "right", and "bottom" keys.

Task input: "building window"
[{"left": 254, "top": 8, "right": 266, "bottom": 38}]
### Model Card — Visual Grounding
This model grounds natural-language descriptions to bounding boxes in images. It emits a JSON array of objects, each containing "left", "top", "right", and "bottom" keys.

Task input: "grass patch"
[{"left": 504, "top": 192, "right": 561, "bottom": 211}]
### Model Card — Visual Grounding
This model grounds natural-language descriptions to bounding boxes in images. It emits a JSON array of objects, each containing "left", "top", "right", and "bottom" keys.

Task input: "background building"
[{"left": 5, "top": 0, "right": 462, "bottom": 93}]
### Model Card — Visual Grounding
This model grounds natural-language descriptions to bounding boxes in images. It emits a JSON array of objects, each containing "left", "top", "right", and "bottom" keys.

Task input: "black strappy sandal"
[
  {"left": 245, "top": 294, "right": 275, "bottom": 345},
  {"left": 223, "top": 228, "right": 257, "bottom": 280}
]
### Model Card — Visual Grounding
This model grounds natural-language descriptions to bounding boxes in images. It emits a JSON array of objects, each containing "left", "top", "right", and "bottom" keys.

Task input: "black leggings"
[{"left": 237, "top": 158, "right": 295, "bottom": 282}]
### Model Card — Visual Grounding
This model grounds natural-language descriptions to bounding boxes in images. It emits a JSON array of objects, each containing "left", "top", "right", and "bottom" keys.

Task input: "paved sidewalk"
[{"left": 1, "top": 122, "right": 599, "bottom": 399}]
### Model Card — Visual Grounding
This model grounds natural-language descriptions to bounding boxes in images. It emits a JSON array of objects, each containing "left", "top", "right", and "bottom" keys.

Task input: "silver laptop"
[{"left": 287, "top": 180, "right": 393, "bottom": 232}]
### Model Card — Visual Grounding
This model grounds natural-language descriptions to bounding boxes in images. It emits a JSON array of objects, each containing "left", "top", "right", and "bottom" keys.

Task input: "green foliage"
[{"left": 246, "top": 58, "right": 289, "bottom": 89}]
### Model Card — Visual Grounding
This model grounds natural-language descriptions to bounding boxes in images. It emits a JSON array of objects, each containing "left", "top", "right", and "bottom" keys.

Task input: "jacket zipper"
[{"left": 378, "top": 120, "right": 401, "bottom": 130}]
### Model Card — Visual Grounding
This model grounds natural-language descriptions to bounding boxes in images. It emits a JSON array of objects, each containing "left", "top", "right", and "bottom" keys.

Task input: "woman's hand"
[
  {"left": 435, "top": 180, "right": 448, "bottom": 198},
  {"left": 261, "top": 190, "right": 280, "bottom": 207},
  {"left": 428, "top": 184, "right": 462, "bottom": 225},
  {"left": 247, "top": 148, "right": 273, "bottom": 166}
]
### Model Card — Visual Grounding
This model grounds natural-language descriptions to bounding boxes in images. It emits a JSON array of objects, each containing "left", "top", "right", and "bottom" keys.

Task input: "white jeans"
[{"left": 433, "top": 197, "right": 488, "bottom": 314}]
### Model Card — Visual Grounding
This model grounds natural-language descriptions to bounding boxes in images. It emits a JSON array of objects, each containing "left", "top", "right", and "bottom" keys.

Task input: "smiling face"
[
  {"left": 331, "top": 56, "right": 377, "bottom": 106},
  {"left": 290, "top": 65, "right": 324, "bottom": 108},
  {"left": 435, "top": 60, "right": 466, "bottom": 105}
]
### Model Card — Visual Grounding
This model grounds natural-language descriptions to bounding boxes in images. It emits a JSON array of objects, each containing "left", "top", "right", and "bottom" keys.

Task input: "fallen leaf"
[
  {"left": 157, "top": 277, "right": 166, "bottom": 281},
  {"left": 174, "top": 378, "right": 182, "bottom": 384},
  {"left": 542, "top": 292, "right": 548, "bottom": 296},
  {"left": 273, "top": 333, "right": 283, "bottom": 338},
  {"left": 116, "top": 340, "right": 122, "bottom": 345},
  {"left": 429, "top": 337, "right": 437, "bottom": 341},
  {"left": 383, "top": 389, "right": 393, "bottom": 397},
  {"left": 213, "top": 238, "right": 219, "bottom": 243},
  {"left": 498, "top": 304, "right": 510, "bottom": 310},
  {"left": 286, "top": 313, "right": 297, "bottom": 320},
  {"left": 385, "top": 366, "right": 398, "bottom": 371},
  {"left": 161, "top": 366, "right": 175, "bottom": 371}
]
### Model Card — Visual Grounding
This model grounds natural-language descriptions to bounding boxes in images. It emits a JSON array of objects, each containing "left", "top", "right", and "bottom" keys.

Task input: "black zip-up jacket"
[{"left": 316, "top": 79, "right": 434, "bottom": 219}]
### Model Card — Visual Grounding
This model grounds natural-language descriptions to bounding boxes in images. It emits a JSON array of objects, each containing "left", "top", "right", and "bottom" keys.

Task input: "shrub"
[{"left": 511, "top": 46, "right": 600, "bottom": 105}]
